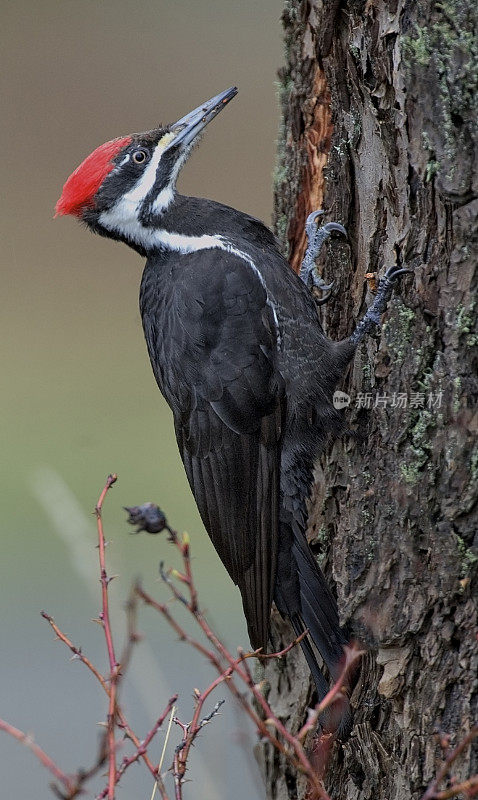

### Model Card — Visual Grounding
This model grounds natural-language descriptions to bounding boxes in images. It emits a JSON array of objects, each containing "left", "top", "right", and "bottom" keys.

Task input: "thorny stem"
[
  {"left": 174, "top": 685, "right": 225, "bottom": 791},
  {"left": 95, "top": 473, "right": 119, "bottom": 800},
  {"left": 66, "top": 474, "right": 168, "bottom": 799},
  {"left": 4, "top": 474, "right": 476, "bottom": 800},
  {"left": 297, "top": 645, "right": 363, "bottom": 743},
  {"left": 136, "top": 583, "right": 288, "bottom": 756},
  {"left": 421, "top": 725, "right": 478, "bottom": 800},
  {"left": 178, "top": 535, "right": 339, "bottom": 800},
  {"left": 115, "top": 716, "right": 168, "bottom": 799},
  {"left": 3, "top": 475, "right": 173, "bottom": 800},
  {"left": 41, "top": 610, "right": 162, "bottom": 793},
  {"left": 41, "top": 611, "right": 109, "bottom": 693},
  {"left": 0, "top": 718, "right": 77, "bottom": 797},
  {"left": 97, "top": 696, "right": 178, "bottom": 799},
  {"left": 431, "top": 777, "right": 478, "bottom": 800},
  {"left": 94, "top": 477, "right": 169, "bottom": 799},
  {"left": 95, "top": 473, "right": 118, "bottom": 674},
  {"left": 150, "top": 537, "right": 332, "bottom": 785},
  {"left": 94, "top": 476, "right": 170, "bottom": 798},
  {"left": 140, "top": 532, "right": 347, "bottom": 800}
]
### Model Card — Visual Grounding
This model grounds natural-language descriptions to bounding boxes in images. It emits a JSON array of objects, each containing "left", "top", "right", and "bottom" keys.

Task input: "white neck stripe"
[{"left": 96, "top": 214, "right": 281, "bottom": 344}]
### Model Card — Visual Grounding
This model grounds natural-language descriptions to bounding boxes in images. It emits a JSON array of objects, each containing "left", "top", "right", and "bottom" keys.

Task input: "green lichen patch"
[
  {"left": 454, "top": 533, "right": 478, "bottom": 576},
  {"left": 470, "top": 446, "right": 478, "bottom": 483},
  {"left": 401, "top": 0, "right": 477, "bottom": 193},
  {"left": 384, "top": 301, "right": 416, "bottom": 360},
  {"left": 400, "top": 461, "right": 422, "bottom": 485},
  {"left": 399, "top": 408, "right": 436, "bottom": 485},
  {"left": 456, "top": 302, "right": 478, "bottom": 347}
]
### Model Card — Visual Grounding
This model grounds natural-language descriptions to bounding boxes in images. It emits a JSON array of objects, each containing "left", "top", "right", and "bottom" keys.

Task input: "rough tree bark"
[{"left": 257, "top": 2, "right": 477, "bottom": 798}]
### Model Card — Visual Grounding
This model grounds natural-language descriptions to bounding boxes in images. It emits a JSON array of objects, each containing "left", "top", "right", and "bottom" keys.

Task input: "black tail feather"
[
  {"left": 292, "top": 531, "right": 347, "bottom": 678},
  {"left": 288, "top": 613, "right": 330, "bottom": 700},
  {"left": 275, "top": 510, "right": 352, "bottom": 737}
]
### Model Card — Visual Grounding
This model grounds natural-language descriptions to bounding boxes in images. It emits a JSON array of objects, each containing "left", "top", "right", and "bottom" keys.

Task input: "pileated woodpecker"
[{"left": 56, "top": 87, "right": 409, "bottom": 732}]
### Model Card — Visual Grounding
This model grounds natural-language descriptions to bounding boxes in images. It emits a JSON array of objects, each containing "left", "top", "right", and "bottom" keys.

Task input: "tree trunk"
[{"left": 258, "top": 1, "right": 477, "bottom": 797}]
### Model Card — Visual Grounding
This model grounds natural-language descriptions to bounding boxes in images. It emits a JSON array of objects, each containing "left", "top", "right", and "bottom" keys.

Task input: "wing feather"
[{"left": 146, "top": 248, "right": 284, "bottom": 649}]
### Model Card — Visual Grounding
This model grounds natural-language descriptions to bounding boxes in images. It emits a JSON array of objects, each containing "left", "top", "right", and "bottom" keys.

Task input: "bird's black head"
[{"left": 55, "top": 87, "right": 238, "bottom": 252}]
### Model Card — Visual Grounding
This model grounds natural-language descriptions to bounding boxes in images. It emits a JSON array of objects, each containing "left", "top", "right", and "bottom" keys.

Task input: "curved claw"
[
  {"left": 306, "top": 209, "right": 325, "bottom": 227},
  {"left": 315, "top": 288, "right": 334, "bottom": 306},
  {"left": 350, "top": 266, "right": 413, "bottom": 345},
  {"left": 317, "top": 281, "right": 335, "bottom": 293},
  {"left": 321, "top": 221, "right": 348, "bottom": 238},
  {"left": 301, "top": 210, "right": 347, "bottom": 297},
  {"left": 383, "top": 266, "right": 413, "bottom": 284},
  {"left": 305, "top": 211, "right": 348, "bottom": 242}
]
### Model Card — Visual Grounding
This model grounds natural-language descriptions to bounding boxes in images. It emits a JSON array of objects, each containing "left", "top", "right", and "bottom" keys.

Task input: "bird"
[{"left": 56, "top": 87, "right": 409, "bottom": 733}]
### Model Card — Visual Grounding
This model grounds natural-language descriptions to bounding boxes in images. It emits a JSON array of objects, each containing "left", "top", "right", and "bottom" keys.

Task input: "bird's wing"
[{"left": 143, "top": 247, "right": 283, "bottom": 649}]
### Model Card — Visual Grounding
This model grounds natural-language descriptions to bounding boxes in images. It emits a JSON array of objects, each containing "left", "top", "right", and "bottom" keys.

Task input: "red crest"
[{"left": 55, "top": 136, "right": 132, "bottom": 217}]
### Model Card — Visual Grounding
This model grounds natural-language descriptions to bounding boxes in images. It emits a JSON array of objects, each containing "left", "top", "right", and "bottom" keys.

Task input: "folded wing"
[{"left": 143, "top": 247, "right": 284, "bottom": 649}]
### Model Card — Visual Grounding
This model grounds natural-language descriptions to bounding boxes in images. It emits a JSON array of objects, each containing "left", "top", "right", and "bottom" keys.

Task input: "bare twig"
[
  {"left": 40, "top": 611, "right": 109, "bottom": 693},
  {"left": 92, "top": 477, "right": 171, "bottom": 799},
  {"left": 297, "top": 643, "right": 363, "bottom": 743},
  {"left": 0, "top": 718, "right": 78, "bottom": 798},
  {"left": 95, "top": 474, "right": 119, "bottom": 800},
  {"left": 4, "top": 475, "right": 476, "bottom": 800},
  {"left": 173, "top": 690, "right": 225, "bottom": 797},
  {"left": 431, "top": 777, "right": 478, "bottom": 799},
  {"left": 138, "top": 529, "right": 341, "bottom": 800},
  {"left": 421, "top": 725, "right": 478, "bottom": 800},
  {"left": 41, "top": 607, "right": 162, "bottom": 791},
  {"left": 171, "top": 698, "right": 224, "bottom": 800},
  {"left": 97, "top": 696, "right": 178, "bottom": 799}
]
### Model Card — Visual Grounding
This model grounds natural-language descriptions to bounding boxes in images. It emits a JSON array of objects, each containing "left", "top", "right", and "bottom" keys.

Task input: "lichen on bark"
[{"left": 261, "top": 1, "right": 478, "bottom": 798}]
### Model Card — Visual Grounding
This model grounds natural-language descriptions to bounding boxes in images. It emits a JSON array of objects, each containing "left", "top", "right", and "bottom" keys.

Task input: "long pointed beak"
[{"left": 168, "top": 87, "right": 238, "bottom": 149}]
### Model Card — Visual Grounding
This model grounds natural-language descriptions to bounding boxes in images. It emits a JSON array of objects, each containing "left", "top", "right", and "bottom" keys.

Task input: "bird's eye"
[{"left": 132, "top": 149, "right": 148, "bottom": 164}]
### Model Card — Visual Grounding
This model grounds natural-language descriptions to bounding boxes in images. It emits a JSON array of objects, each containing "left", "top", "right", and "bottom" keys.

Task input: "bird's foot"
[
  {"left": 350, "top": 264, "right": 413, "bottom": 345},
  {"left": 299, "top": 210, "right": 347, "bottom": 305}
]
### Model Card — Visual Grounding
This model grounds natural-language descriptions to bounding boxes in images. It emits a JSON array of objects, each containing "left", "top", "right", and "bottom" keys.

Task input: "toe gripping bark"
[
  {"left": 350, "top": 264, "right": 412, "bottom": 345},
  {"left": 299, "top": 210, "right": 346, "bottom": 304},
  {"left": 299, "top": 210, "right": 411, "bottom": 337}
]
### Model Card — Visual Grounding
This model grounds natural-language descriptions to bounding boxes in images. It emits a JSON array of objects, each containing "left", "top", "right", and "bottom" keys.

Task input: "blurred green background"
[{"left": 1, "top": 2, "right": 283, "bottom": 797}]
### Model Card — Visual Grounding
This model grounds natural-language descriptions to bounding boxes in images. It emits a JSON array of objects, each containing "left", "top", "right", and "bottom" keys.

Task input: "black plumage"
[
  {"left": 57, "top": 88, "right": 405, "bottom": 736},
  {"left": 138, "top": 199, "right": 355, "bottom": 684}
]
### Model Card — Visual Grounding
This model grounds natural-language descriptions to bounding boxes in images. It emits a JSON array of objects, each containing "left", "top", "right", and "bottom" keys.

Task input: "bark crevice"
[{"left": 262, "top": 1, "right": 477, "bottom": 797}]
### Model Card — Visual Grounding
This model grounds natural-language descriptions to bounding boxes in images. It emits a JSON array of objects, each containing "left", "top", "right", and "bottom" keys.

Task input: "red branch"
[
  {"left": 97, "top": 696, "right": 178, "bottom": 799},
  {"left": 137, "top": 529, "right": 364, "bottom": 800},
  {"left": 297, "top": 644, "right": 363, "bottom": 743},
  {"left": 0, "top": 718, "right": 78, "bottom": 798},
  {"left": 8, "top": 476, "right": 474, "bottom": 800},
  {"left": 40, "top": 609, "right": 163, "bottom": 793},
  {"left": 95, "top": 473, "right": 119, "bottom": 800},
  {"left": 40, "top": 611, "right": 109, "bottom": 693},
  {"left": 38, "top": 476, "right": 172, "bottom": 799},
  {"left": 421, "top": 725, "right": 478, "bottom": 800}
]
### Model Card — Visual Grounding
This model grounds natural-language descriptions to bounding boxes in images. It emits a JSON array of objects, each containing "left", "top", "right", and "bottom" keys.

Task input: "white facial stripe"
[
  {"left": 149, "top": 230, "right": 226, "bottom": 251},
  {"left": 151, "top": 185, "right": 175, "bottom": 213},
  {"left": 151, "top": 146, "right": 191, "bottom": 213},
  {"left": 117, "top": 153, "right": 131, "bottom": 167},
  {"left": 120, "top": 132, "right": 177, "bottom": 210}
]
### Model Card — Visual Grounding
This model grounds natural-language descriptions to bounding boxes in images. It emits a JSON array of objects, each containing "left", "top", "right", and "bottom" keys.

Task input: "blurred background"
[{"left": 1, "top": 2, "right": 283, "bottom": 797}]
